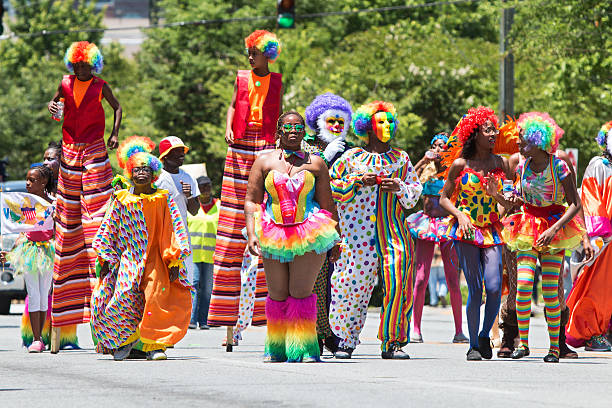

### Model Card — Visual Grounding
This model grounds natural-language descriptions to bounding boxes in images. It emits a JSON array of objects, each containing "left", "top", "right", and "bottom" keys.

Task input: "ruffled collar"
[{"left": 115, "top": 188, "right": 169, "bottom": 205}]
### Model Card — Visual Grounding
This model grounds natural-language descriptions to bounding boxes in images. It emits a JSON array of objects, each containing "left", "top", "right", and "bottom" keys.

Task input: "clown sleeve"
[
  {"left": 329, "top": 151, "right": 364, "bottom": 203},
  {"left": 581, "top": 157, "right": 612, "bottom": 238},
  {"left": 394, "top": 152, "right": 423, "bottom": 210},
  {"left": 92, "top": 198, "right": 121, "bottom": 266}
]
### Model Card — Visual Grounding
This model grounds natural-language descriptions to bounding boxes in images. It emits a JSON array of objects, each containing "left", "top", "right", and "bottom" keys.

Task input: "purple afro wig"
[{"left": 304, "top": 93, "right": 353, "bottom": 134}]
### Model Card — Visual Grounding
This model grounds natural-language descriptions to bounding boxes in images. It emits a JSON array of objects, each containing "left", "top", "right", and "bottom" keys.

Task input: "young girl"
[
  {"left": 407, "top": 133, "right": 467, "bottom": 344},
  {"left": 209, "top": 30, "right": 283, "bottom": 338},
  {"left": 91, "top": 136, "right": 192, "bottom": 361},
  {"left": 500, "top": 112, "right": 585, "bottom": 363},
  {"left": 1, "top": 165, "right": 55, "bottom": 353}
]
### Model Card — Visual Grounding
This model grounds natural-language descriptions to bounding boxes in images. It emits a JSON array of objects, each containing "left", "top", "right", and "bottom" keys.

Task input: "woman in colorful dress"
[
  {"left": 501, "top": 112, "right": 586, "bottom": 363},
  {"left": 407, "top": 133, "right": 467, "bottom": 344},
  {"left": 439, "top": 106, "right": 511, "bottom": 361},
  {"left": 245, "top": 111, "right": 340, "bottom": 363},
  {"left": 91, "top": 136, "right": 192, "bottom": 361}
]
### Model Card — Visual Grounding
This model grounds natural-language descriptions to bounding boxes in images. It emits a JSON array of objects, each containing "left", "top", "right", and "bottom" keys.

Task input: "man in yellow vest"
[{"left": 188, "top": 176, "right": 219, "bottom": 330}]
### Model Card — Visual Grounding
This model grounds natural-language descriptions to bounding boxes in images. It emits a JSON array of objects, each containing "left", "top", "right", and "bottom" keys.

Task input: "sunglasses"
[{"left": 282, "top": 124, "right": 305, "bottom": 132}]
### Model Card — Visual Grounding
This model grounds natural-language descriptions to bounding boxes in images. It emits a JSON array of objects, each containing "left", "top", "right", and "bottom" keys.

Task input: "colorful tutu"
[
  {"left": 446, "top": 219, "right": 504, "bottom": 248},
  {"left": 255, "top": 208, "right": 340, "bottom": 263},
  {"left": 502, "top": 204, "right": 585, "bottom": 253},
  {"left": 7, "top": 238, "right": 55, "bottom": 276},
  {"left": 405, "top": 211, "right": 451, "bottom": 242}
]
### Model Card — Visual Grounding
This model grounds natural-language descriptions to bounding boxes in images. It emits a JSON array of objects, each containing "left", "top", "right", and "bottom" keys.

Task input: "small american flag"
[{"left": 22, "top": 207, "right": 37, "bottom": 220}]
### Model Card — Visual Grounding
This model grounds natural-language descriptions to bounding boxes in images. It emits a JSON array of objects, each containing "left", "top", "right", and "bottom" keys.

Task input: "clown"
[
  {"left": 329, "top": 101, "right": 422, "bottom": 359},
  {"left": 91, "top": 136, "right": 192, "bottom": 361},
  {"left": 302, "top": 93, "right": 353, "bottom": 353},
  {"left": 47, "top": 41, "right": 122, "bottom": 347},
  {"left": 566, "top": 121, "right": 612, "bottom": 352},
  {"left": 303, "top": 93, "right": 353, "bottom": 166}
]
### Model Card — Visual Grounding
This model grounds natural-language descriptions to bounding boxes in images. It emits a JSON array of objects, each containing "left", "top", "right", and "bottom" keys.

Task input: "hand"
[
  {"left": 247, "top": 236, "right": 261, "bottom": 257},
  {"left": 48, "top": 101, "right": 59, "bottom": 115},
  {"left": 507, "top": 194, "right": 523, "bottom": 206},
  {"left": 362, "top": 172, "right": 378, "bottom": 186},
  {"left": 380, "top": 178, "right": 400, "bottom": 192},
  {"left": 181, "top": 181, "right": 192, "bottom": 197},
  {"left": 99, "top": 261, "right": 110, "bottom": 278},
  {"left": 225, "top": 129, "right": 235, "bottom": 144},
  {"left": 323, "top": 138, "right": 346, "bottom": 162},
  {"left": 169, "top": 266, "right": 179, "bottom": 282},
  {"left": 107, "top": 134, "right": 119, "bottom": 150},
  {"left": 582, "top": 237, "right": 595, "bottom": 263},
  {"left": 457, "top": 213, "right": 475, "bottom": 240},
  {"left": 329, "top": 243, "right": 341, "bottom": 263},
  {"left": 484, "top": 174, "right": 499, "bottom": 197},
  {"left": 536, "top": 226, "right": 559, "bottom": 248}
]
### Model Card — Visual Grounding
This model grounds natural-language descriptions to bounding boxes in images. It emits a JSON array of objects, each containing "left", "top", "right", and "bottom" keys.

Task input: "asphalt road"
[{"left": 1, "top": 303, "right": 610, "bottom": 407}]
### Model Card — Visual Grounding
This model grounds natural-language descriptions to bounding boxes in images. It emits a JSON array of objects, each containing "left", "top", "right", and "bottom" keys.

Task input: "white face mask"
[{"left": 316, "top": 109, "right": 350, "bottom": 144}]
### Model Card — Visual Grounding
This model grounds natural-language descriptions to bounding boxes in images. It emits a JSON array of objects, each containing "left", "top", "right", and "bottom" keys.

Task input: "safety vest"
[{"left": 188, "top": 199, "right": 219, "bottom": 264}]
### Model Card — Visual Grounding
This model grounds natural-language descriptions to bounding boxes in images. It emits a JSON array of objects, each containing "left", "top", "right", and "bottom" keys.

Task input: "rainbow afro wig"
[
  {"left": 517, "top": 112, "right": 564, "bottom": 153},
  {"left": 245, "top": 30, "right": 281, "bottom": 62},
  {"left": 454, "top": 106, "right": 498, "bottom": 145},
  {"left": 64, "top": 41, "right": 103, "bottom": 74},
  {"left": 117, "top": 136, "right": 162, "bottom": 183},
  {"left": 596, "top": 121, "right": 612, "bottom": 151},
  {"left": 352, "top": 101, "right": 398, "bottom": 140}
]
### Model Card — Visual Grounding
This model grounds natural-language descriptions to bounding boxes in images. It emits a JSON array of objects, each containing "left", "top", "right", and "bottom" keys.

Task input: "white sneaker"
[
  {"left": 146, "top": 350, "right": 167, "bottom": 361},
  {"left": 113, "top": 340, "right": 137, "bottom": 361}
]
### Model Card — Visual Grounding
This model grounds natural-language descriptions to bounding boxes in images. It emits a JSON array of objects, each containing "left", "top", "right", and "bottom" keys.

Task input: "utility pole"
[{"left": 499, "top": 0, "right": 514, "bottom": 120}]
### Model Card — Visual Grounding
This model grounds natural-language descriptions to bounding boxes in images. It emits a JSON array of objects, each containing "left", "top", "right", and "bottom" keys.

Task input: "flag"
[{"left": 0, "top": 192, "right": 54, "bottom": 234}]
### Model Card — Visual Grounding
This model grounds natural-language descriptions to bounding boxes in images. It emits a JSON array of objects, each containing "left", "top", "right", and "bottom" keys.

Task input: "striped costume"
[
  {"left": 329, "top": 147, "right": 422, "bottom": 352},
  {"left": 208, "top": 126, "right": 274, "bottom": 326}
]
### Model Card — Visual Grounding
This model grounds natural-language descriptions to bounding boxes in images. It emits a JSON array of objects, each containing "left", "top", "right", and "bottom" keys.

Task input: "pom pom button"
[{"left": 255, "top": 81, "right": 261, "bottom": 87}]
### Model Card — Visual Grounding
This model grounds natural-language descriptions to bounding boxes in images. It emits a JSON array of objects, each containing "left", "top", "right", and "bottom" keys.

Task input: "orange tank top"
[{"left": 247, "top": 72, "right": 271, "bottom": 126}]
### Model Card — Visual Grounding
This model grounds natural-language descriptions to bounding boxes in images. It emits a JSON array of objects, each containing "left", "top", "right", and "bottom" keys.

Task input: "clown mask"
[
  {"left": 316, "top": 109, "right": 350, "bottom": 144},
  {"left": 372, "top": 111, "right": 396, "bottom": 143}
]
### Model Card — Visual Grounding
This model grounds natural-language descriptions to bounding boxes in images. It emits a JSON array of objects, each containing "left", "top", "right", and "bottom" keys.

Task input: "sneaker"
[
  {"left": 113, "top": 340, "right": 137, "bottom": 361},
  {"left": 452, "top": 333, "right": 469, "bottom": 344},
  {"left": 199, "top": 324, "right": 210, "bottom": 330},
  {"left": 28, "top": 340, "right": 45, "bottom": 353},
  {"left": 584, "top": 335, "right": 611, "bottom": 352},
  {"left": 381, "top": 347, "right": 410, "bottom": 360},
  {"left": 478, "top": 336, "right": 493, "bottom": 359},
  {"left": 334, "top": 347, "right": 354, "bottom": 359},
  {"left": 146, "top": 350, "right": 167, "bottom": 361},
  {"left": 410, "top": 333, "right": 423, "bottom": 343},
  {"left": 543, "top": 353, "right": 559, "bottom": 363},
  {"left": 302, "top": 355, "right": 322, "bottom": 363},
  {"left": 188, "top": 323, "right": 197, "bottom": 329},
  {"left": 263, "top": 354, "right": 286, "bottom": 363},
  {"left": 511, "top": 347, "right": 530, "bottom": 359},
  {"left": 466, "top": 348, "right": 482, "bottom": 361}
]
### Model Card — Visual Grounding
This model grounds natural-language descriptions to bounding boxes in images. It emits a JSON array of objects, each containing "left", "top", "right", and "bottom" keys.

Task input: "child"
[
  {"left": 155, "top": 136, "right": 200, "bottom": 283},
  {"left": 1, "top": 165, "right": 55, "bottom": 353},
  {"left": 208, "top": 30, "right": 283, "bottom": 333},
  {"left": 47, "top": 41, "right": 121, "bottom": 329},
  {"left": 91, "top": 136, "right": 192, "bottom": 361},
  {"left": 500, "top": 112, "right": 585, "bottom": 363},
  {"left": 42, "top": 141, "right": 62, "bottom": 196}
]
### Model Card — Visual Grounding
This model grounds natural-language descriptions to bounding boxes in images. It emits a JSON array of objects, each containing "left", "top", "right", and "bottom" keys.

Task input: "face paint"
[
  {"left": 373, "top": 111, "right": 396, "bottom": 142},
  {"left": 325, "top": 115, "right": 345, "bottom": 135},
  {"left": 316, "top": 109, "right": 350, "bottom": 144}
]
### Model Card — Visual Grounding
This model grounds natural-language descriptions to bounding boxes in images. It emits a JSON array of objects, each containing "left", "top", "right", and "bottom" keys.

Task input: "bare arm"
[
  {"left": 244, "top": 155, "right": 267, "bottom": 256},
  {"left": 312, "top": 155, "right": 341, "bottom": 262},
  {"left": 486, "top": 156, "right": 517, "bottom": 211},
  {"left": 48, "top": 83, "right": 64, "bottom": 114},
  {"left": 440, "top": 158, "right": 475, "bottom": 239},
  {"left": 225, "top": 81, "right": 238, "bottom": 144},
  {"left": 102, "top": 83, "right": 122, "bottom": 150}
]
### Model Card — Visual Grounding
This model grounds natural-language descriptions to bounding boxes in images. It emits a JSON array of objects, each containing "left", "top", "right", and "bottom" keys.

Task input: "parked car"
[{"left": 0, "top": 180, "right": 28, "bottom": 314}]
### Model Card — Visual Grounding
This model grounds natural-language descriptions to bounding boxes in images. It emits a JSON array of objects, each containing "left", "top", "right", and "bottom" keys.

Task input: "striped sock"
[
  {"left": 541, "top": 251, "right": 563, "bottom": 357},
  {"left": 516, "top": 250, "right": 537, "bottom": 351}
]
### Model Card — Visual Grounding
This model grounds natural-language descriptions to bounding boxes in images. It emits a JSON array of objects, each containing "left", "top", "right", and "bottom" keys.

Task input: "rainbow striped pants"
[{"left": 52, "top": 139, "right": 112, "bottom": 327}]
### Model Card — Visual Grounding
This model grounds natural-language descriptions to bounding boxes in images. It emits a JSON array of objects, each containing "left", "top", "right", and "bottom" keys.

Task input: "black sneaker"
[
  {"left": 585, "top": 335, "right": 611, "bottom": 352},
  {"left": 543, "top": 353, "right": 559, "bottom": 363},
  {"left": 334, "top": 347, "right": 354, "bottom": 359},
  {"left": 478, "top": 336, "right": 492, "bottom": 359},
  {"left": 466, "top": 348, "right": 482, "bottom": 361},
  {"left": 511, "top": 347, "right": 530, "bottom": 359},
  {"left": 381, "top": 347, "right": 410, "bottom": 360}
]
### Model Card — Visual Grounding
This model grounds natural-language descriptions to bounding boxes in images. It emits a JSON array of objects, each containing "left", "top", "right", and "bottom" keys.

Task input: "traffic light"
[{"left": 277, "top": 0, "right": 295, "bottom": 29}]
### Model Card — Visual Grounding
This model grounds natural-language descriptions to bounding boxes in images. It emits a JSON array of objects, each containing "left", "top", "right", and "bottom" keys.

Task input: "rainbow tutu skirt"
[
  {"left": 502, "top": 204, "right": 585, "bottom": 252},
  {"left": 255, "top": 208, "right": 340, "bottom": 263}
]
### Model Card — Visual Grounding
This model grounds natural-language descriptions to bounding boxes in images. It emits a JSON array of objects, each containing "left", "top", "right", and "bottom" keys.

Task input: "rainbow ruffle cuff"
[
  {"left": 255, "top": 208, "right": 340, "bottom": 263},
  {"left": 405, "top": 211, "right": 451, "bottom": 242},
  {"left": 502, "top": 209, "right": 585, "bottom": 253},
  {"left": 446, "top": 218, "right": 504, "bottom": 248}
]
